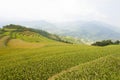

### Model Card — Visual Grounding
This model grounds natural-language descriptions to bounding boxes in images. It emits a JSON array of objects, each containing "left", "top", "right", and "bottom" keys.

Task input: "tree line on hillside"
[
  {"left": 92, "top": 40, "right": 120, "bottom": 46},
  {"left": 3, "top": 24, "right": 26, "bottom": 29}
]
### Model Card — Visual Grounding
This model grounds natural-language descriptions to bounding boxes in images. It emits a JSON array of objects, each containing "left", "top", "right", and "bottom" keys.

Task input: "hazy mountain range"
[{"left": 0, "top": 20, "right": 120, "bottom": 41}]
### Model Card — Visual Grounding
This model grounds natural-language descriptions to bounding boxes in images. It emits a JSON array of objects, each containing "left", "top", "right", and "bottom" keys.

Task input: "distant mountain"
[
  {"left": 54, "top": 21, "right": 120, "bottom": 41},
  {"left": 18, "top": 21, "right": 60, "bottom": 33}
]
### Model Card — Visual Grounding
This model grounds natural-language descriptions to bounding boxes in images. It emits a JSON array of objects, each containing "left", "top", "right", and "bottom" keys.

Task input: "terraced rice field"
[
  {"left": 0, "top": 36, "right": 10, "bottom": 48},
  {"left": 0, "top": 30, "right": 120, "bottom": 80},
  {"left": 50, "top": 54, "right": 120, "bottom": 80}
]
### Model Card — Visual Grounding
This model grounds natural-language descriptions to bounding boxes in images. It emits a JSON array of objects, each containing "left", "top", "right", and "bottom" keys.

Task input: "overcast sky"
[{"left": 0, "top": 0, "right": 120, "bottom": 27}]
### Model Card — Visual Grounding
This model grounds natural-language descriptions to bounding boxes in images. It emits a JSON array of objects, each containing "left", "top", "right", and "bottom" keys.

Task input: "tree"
[
  {"left": 92, "top": 40, "right": 113, "bottom": 46},
  {"left": 114, "top": 40, "right": 120, "bottom": 44}
]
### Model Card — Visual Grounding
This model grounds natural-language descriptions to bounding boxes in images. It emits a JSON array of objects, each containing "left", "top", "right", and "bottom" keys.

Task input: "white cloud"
[
  {"left": 0, "top": 0, "right": 100, "bottom": 21},
  {"left": 0, "top": 0, "right": 120, "bottom": 27}
]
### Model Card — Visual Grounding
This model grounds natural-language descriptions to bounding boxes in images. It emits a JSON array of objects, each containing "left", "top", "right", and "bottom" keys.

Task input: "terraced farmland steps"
[
  {"left": 0, "top": 36, "right": 10, "bottom": 48},
  {"left": 49, "top": 55, "right": 120, "bottom": 80}
]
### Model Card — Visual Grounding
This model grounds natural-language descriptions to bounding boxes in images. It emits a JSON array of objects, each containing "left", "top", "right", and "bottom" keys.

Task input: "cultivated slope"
[
  {"left": 50, "top": 54, "right": 120, "bottom": 80},
  {"left": 0, "top": 45, "right": 120, "bottom": 80},
  {"left": 0, "top": 24, "right": 120, "bottom": 80},
  {"left": 0, "top": 24, "right": 67, "bottom": 48},
  {"left": 0, "top": 36, "right": 10, "bottom": 48}
]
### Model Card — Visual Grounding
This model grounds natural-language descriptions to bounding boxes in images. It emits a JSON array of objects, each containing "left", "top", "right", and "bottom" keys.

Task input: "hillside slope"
[
  {"left": 0, "top": 24, "right": 69, "bottom": 48},
  {"left": 50, "top": 54, "right": 120, "bottom": 80},
  {"left": 0, "top": 24, "right": 120, "bottom": 80},
  {"left": 3, "top": 24, "right": 63, "bottom": 42},
  {"left": 0, "top": 36, "right": 10, "bottom": 48},
  {"left": 0, "top": 44, "right": 120, "bottom": 80}
]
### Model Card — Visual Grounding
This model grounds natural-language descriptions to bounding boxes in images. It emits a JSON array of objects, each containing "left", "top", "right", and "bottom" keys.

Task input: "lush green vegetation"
[
  {"left": 92, "top": 40, "right": 120, "bottom": 46},
  {"left": 50, "top": 54, "right": 120, "bottom": 80},
  {"left": 2, "top": 24, "right": 67, "bottom": 43},
  {"left": 0, "top": 45, "right": 120, "bottom": 80},
  {"left": 0, "top": 24, "right": 120, "bottom": 80}
]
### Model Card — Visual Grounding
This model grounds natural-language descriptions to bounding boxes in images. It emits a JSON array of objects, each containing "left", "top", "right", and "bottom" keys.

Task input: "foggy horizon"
[{"left": 0, "top": 0, "right": 120, "bottom": 28}]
